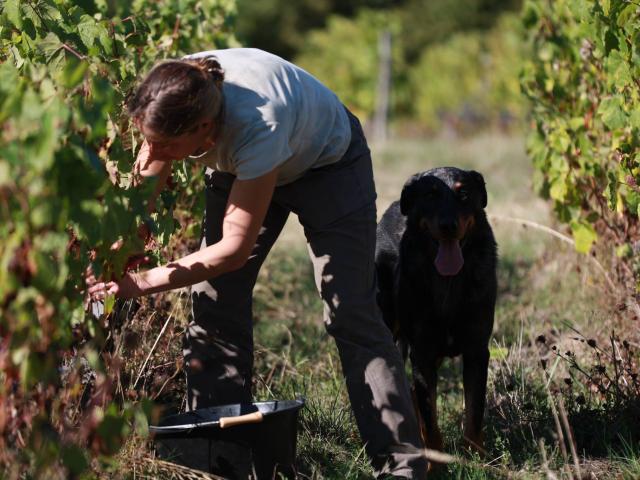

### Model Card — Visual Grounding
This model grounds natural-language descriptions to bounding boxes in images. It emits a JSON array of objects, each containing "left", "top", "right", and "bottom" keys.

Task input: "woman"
[{"left": 88, "top": 48, "right": 427, "bottom": 479}]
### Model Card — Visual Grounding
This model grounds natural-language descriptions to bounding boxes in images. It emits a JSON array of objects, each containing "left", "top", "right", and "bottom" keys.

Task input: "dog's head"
[{"left": 400, "top": 167, "right": 487, "bottom": 277}]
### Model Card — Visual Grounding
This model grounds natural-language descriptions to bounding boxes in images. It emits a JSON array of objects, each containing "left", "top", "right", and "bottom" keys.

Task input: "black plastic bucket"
[{"left": 150, "top": 398, "right": 305, "bottom": 479}]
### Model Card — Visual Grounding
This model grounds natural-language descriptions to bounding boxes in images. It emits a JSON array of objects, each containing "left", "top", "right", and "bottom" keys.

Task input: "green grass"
[{"left": 114, "top": 132, "right": 638, "bottom": 479}]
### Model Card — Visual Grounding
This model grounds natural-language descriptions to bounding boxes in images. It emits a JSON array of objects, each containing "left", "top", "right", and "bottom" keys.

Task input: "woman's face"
[{"left": 140, "top": 118, "right": 216, "bottom": 161}]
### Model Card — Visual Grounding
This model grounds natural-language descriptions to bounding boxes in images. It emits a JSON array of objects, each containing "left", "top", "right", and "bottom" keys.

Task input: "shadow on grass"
[{"left": 296, "top": 397, "right": 368, "bottom": 477}]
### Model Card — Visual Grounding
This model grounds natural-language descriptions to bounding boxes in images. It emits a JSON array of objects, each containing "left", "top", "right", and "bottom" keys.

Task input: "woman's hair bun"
[
  {"left": 127, "top": 55, "right": 225, "bottom": 137},
  {"left": 194, "top": 56, "right": 224, "bottom": 89}
]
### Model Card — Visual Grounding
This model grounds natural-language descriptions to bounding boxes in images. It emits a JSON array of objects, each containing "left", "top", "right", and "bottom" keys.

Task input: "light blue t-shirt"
[{"left": 184, "top": 48, "right": 352, "bottom": 186}]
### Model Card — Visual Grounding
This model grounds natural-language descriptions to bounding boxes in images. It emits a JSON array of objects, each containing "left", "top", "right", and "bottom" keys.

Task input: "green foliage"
[
  {"left": 235, "top": 0, "right": 522, "bottom": 63},
  {"left": 295, "top": 9, "right": 405, "bottom": 120},
  {"left": 410, "top": 13, "right": 526, "bottom": 131},
  {"left": 521, "top": 0, "right": 640, "bottom": 283},
  {"left": 240, "top": 0, "right": 525, "bottom": 131},
  {"left": 234, "top": 0, "right": 392, "bottom": 59},
  {"left": 398, "top": 0, "right": 523, "bottom": 63},
  {"left": 294, "top": 9, "right": 525, "bottom": 130},
  {"left": 0, "top": 0, "right": 234, "bottom": 475}
]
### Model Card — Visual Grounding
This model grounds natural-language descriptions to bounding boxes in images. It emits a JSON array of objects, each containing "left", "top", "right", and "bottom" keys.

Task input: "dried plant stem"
[
  {"left": 419, "top": 447, "right": 528, "bottom": 479},
  {"left": 135, "top": 456, "right": 226, "bottom": 479},
  {"left": 538, "top": 439, "right": 559, "bottom": 480},
  {"left": 529, "top": 332, "right": 572, "bottom": 477},
  {"left": 488, "top": 213, "right": 617, "bottom": 292},
  {"left": 151, "top": 366, "right": 182, "bottom": 400},
  {"left": 558, "top": 396, "right": 582, "bottom": 479},
  {"left": 279, "top": 327, "right": 294, "bottom": 383},
  {"left": 549, "top": 389, "right": 572, "bottom": 477},
  {"left": 134, "top": 313, "right": 174, "bottom": 389}
]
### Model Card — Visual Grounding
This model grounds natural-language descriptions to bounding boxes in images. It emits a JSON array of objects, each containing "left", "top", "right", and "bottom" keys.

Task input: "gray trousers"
[{"left": 185, "top": 111, "right": 427, "bottom": 478}]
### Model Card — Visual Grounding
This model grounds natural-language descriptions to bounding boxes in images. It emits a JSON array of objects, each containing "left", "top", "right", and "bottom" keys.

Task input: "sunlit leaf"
[
  {"left": 549, "top": 175, "right": 568, "bottom": 201},
  {"left": 616, "top": 243, "right": 632, "bottom": 258},
  {"left": 104, "top": 293, "right": 115, "bottom": 315},
  {"left": 598, "top": 96, "right": 627, "bottom": 130},
  {"left": 616, "top": 4, "right": 637, "bottom": 27},
  {"left": 605, "top": 50, "right": 632, "bottom": 89},
  {"left": 5, "top": 0, "right": 23, "bottom": 29},
  {"left": 77, "top": 14, "right": 99, "bottom": 49},
  {"left": 489, "top": 346, "right": 508, "bottom": 361},
  {"left": 570, "top": 220, "right": 598, "bottom": 254},
  {"left": 630, "top": 107, "right": 640, "bottom": 129}
]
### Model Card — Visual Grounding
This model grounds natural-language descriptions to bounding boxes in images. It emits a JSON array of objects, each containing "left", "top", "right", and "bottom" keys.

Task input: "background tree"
[
  {"left": 398, "top": 0, "right": 523, "bottom": 62},
  {"left": 234, "top": 0, "right": 396, "bottom": 59}
]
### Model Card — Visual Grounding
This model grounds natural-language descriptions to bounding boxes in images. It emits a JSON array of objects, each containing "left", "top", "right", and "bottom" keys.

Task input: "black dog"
[{"left": 375, "top": 167, "right": 497, "bottom": 454}]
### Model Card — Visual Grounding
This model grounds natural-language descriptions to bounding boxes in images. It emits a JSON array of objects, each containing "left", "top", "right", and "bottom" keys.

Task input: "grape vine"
[
  {"left": 0, "top": 0, "right": 235, "bottom": 475},
  {"left": 522, "top": 0, "right": 640, "bottom": 289}
]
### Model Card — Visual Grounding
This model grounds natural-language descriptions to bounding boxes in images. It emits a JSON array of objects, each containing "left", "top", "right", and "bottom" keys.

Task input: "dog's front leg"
[
  {"left": 462, "top": 348, "right": 489, "bottom": 454},
  {"left": 412, "top": 359, "right": 443, "bottom": 453}
]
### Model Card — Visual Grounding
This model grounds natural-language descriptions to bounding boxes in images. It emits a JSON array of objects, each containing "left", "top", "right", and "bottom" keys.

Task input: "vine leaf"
[
  {"left": 5, "top": 0, "right": 23, "bottom": 29},
  {"left": 598, "top": 96, "right": 627, "bottom": 130},
  {"left": 570, "top": 220, "right": 598, "bottom": 254},
  {"left": 616, "top": 4, "right": 637, "bottom": 27},
  {"left": 77, "top": 15, "right": 100, "bottom": 50},
  {"left": 37, "top": 32, "right": 63, "bottom": 60},
  {"left": 104, "top": 293, "right": 115, "bottom": 315},
  {"left": 630, "top": 107, "right": 640, "bottom": 130},
  {"left": 61, "top": 57, "right": 88, "bottom": 88},
  {"left": 605, "top": 50, "right": 632, "bottom": 90}
]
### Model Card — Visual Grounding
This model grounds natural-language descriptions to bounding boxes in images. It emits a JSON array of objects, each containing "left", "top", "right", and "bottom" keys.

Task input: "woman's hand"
[
  {"left": 84, "top": 240, "right": 151, "bottom": 302},
  {"left": 87, "top": 272, "right": 143, "bottom": 300}
]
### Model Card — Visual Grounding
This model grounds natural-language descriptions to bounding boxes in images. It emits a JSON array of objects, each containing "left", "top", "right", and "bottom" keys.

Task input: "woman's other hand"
[
  {"left": 132, "top": 139, "right": 173, "bottom": 213},
  {"left": 133, "top": 139, "right": 173, "bottom": 178}
]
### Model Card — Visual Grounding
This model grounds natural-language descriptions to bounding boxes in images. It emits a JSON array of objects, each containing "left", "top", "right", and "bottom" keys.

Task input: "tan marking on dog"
[{"left": 457, "top": 213, "right": 475, "bottom": 238}]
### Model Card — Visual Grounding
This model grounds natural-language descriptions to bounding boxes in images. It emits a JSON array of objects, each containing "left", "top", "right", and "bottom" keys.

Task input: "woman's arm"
[{"left": 89, "top": 168, "right": 279, "bottom": 299}]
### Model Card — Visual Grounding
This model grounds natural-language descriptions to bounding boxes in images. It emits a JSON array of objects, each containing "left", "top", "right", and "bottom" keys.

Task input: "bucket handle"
[{"left": 219, "top": 411, "right": 264, "bottom": 429}]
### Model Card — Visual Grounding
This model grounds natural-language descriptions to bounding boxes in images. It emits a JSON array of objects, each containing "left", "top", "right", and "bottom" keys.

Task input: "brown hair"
[{"left": 127, "top": 56, "right": 224, "bottom": 137}]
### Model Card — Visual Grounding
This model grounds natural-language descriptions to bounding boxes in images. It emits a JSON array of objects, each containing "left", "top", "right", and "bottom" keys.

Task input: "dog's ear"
[
  {"left": 400, "top": 173, "right": 423, "bottom": 215},
  {"left": 469, "top": 170, "right": 487, "bottom": 208}
]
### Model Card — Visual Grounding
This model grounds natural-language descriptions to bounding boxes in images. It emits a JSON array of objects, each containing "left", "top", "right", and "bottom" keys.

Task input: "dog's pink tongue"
[{"left": 435, "top": 240, "right": 464, "bottom": 276}]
